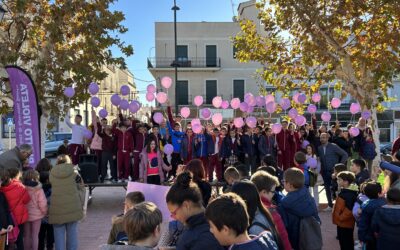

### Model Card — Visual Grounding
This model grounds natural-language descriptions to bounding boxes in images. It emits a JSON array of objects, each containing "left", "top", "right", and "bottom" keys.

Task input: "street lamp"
[
  {"left": 0, "top": 5, "right": 6, "bottom": 22},
  {"left": 171, "top": 0, "right": 180, "bottom": 114}
]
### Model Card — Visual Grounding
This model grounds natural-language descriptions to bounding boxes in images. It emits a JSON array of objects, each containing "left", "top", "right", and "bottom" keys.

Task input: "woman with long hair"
[
  {"left": 139, "top": 139, "right": 172, "bottom": 185},
  {"left": 231, "top": 180, "right": 283, "bottom": 250}
]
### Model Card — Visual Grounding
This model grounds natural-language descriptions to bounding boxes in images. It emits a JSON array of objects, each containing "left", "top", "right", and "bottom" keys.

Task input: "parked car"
[
  {"left": 45, "top": 132, "right": 72, "bottom": 157},
  {"left": 380, "top": 142, "right": 392, "bottom": 155}
]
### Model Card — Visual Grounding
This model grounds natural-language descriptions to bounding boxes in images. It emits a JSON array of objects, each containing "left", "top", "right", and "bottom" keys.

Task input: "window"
[
  {"left": 206, "top": 45, "right": 217, "bottom": 67},
  {"left": 177, "top": 45, "right": 188, "bottom": 59},
  {"left": 233, "top": 80, "right": 245, "bottom": 101},
  {"left": 206, "top": 80, "right": 217, "bottom": 104},
  {"left": 176, "top": 80, "right": 189, "bottom": 105},
  {"left": 233, "top": 46, "right": 238, "bottom": 59}
]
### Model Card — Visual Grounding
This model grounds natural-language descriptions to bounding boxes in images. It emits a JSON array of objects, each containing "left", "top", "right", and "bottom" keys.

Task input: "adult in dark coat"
[{"left": 0, "top": 144, "right": 32, "bottom": 170}]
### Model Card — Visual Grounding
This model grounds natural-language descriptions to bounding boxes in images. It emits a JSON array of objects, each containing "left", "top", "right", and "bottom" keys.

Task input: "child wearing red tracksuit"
[{"left": 112, "top": 121, "right": 134, "bottom": 182}]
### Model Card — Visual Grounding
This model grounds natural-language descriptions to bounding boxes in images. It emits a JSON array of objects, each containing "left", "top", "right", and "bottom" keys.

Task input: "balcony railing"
[{"left": 147, "top": 57, "right": 221, "bottom": 69}]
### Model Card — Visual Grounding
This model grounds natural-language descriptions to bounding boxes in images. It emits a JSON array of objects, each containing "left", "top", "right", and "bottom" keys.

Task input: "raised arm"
[
  {"left": 167, "top": 101, "right": 175, "bottom": 125},
  {"left": 65, "top": 110, "right": 73, "bottom": 128}
]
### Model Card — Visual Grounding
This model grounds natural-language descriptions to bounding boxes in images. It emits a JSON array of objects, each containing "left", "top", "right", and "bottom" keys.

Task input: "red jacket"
[
  {"left": 261, "top": 196, "right": 292, "bottom": 250},
  {"left": 112, "top": 124, "right": 134, "bottom": 152},
  {"left": 392, "top": 136, "right": 400, "bottom": 156},
  {"left": 130, "top": 120, "right": 146, "bottom": 152},
  {"left": 0, "top": 179, "right": 30, "bottom": 225}
]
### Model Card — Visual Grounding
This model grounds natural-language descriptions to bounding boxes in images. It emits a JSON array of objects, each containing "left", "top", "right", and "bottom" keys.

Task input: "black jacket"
[
  {"left": 176, "top": 213, "right": 224, "bottom": 250},
  {"left": 0, "top": 192, "right": 13, "bottom": 230}
]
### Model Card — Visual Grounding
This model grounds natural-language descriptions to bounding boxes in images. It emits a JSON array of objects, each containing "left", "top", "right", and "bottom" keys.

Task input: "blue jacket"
[
  {"left": 180, "top": 135, "right": 195, "bottom": 161},
  {"left": 258, "top": 135, "right": 276, "bottom": 157},
  {"left": 277, "top": 187, "right": 320, "bottom": 250},
  {"left": 229, "top": 231, "right": 278, "bottom": 250},
  {"left": 372, "top": 205, "right": 400, "bottom": 250},
  {"left": 167, "top": 121, "right": 185, "bottom": 153},
  {"left": 301, "top": 164, "right": 310, "bottom": 187},
  {"left": 317, "top": 143, "right": 348, "bottom": 172},
  {"left": 194, "top": 134, "right": 208, "bottom": 158},
  {"left": 221, "top": 136, "right": 241, "bottom": 159},
  {"left": 241, "top": 134, "right": 256, "bottom": 156},
  {"left": 176, "top": 213, "right": 224, "bottom": 250},
  {"left": 358, "top": 198, "right": 386, "bottom": 242}
]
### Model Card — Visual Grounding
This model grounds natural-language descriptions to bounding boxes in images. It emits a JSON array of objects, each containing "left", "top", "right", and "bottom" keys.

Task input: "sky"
[{"left": 110, "top": 0, "right": 243, "bottom": 102}]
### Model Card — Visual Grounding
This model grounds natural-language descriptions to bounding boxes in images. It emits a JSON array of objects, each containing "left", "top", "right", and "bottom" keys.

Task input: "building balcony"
[{"left": 147, "top": 57, "right": 221, "bottom": 71}]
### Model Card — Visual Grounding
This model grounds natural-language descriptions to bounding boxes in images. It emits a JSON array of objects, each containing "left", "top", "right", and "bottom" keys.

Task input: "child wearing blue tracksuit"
[{"left": 167, "top": 121, "right": 185, "bottom": 177}]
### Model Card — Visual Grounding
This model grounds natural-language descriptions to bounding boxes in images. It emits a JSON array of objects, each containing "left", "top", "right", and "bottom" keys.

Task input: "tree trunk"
[
  {"left": 370, "top": 107, "right": 381, "bottom": 178},
  {"left": 40, "top": 111, "right": 49, "bottom": 159}
]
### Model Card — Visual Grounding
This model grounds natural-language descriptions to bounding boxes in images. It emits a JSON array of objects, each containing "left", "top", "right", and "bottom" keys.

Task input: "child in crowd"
[
  {"left": 101, "top": 202, "right": 163, "bottom": 250},
  {"left": 256, "top": 166, "right": 285, "bottom": 205},
  {"left": 350, "top": 159, "right": 370, "bottom": 186},
  {"left": 107, "top": 191, "right": 145, "bottom": 244},
  {"left": 112, "top": 121, "right": 134, "bottom": 182},
  {"left": 222, "top": 167, "right": 240, "bottom": 193},
  {"left": 250, "top": 171, "right": 292, "bottom": 250},
  {"left": 0, "top": 167, "right": 30, "bottom": 250},
  {"left": 305, "top": 144, "right": 320, "bottom": 207},
  {"left": 332, "top": 171, "right": 358, "bottom": 250},
  {"left": 205, "top": 193, "right": 278, "bottom": 250},
  {"left": 23, "top": 169, "right": 48, "bottom": 250},
  {"left": 233, "top": 163, "right": 249, "bottom": 180},
  {"left": 0, "top": 168, "right": 14, "bottom": 249},
  {"left": 293, "top": 151, "right": 310, "bottom": 187},
  {"left": 352, "top": 182, "right": 369, "bottom": 222},
  {"left": 357, "top": 181, "right": 386, "bottom": 250},
  {"left": 371, "top": 188, "right": 400, "bottom": 250},
  {"left": 331, "top": 163, "right": 348, "bottom": 201},
  {"left": 139, "top": 139, "right": 171, "bottom": 185},
  {"left": 277, "top": 168, "right": 320, "bottom": 250}
]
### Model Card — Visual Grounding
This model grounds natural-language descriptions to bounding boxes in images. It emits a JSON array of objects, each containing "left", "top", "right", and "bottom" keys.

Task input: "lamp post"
[
  {"left": 0, "top": 5, "right": 6, "bottom": 22},
  {"left": 171, "top": 0, "right": 180, "bottom": 114}
]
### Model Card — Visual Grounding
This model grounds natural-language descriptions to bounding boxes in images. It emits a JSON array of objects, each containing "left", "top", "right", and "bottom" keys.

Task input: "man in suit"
[{"left": 318, "top": 133, "right": 348, "bottom": 211}]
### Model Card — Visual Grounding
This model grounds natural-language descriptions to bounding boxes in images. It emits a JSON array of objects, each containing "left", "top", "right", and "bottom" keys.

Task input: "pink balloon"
[
  {"left": 120, "top": 85, "right": 130, "bottom": 96},
  {"left": 99, "top": 109, "right": 108, "bottom": 118},
  {"left": 246, "top": 116, "right": 257, "bottom": 128},
  {"left": 88, "top": 82, "right": 99, "bottom": 95},
  {"left": 312, "top": 93, "right": 321, "bottom": 103},
  {"left": 361, "top": 110, "right": 371, "bottom": 120},
  {"left": 280, "top": 98, "right": 291, "bottom": 110},
  {"left": 192, "top": 124, "right": 203, "bottom": 134},
  {"left": 156, "top": 92, "right": 168, "bottom": 104},
  {"left": 295, "top": 115, "right": 306, "bottom": 126},
  {"left": 288, "top": 108, "right": 298, "bottom": 119},
  {"left": 221, "top": 100, "right": 230, "bottom": 109},
  {"left": 147, "top": 84, "right": 156, "bottom": 93},
  {"left": 212, "top": 113, "right": 223, "bottom": 126},
  {"left": 212, "top": 96, "right": 222, "bottom": 108},
  {"left": 163, "top": 144, "right": 174, "bottom": 155},
  {"left": 307, "top": 104, "right": 317, "bottom": 114},
  {"left": 271, "top": 123, "right": 282, "bottom": 134},
  {"left": 244, "top": 93, "right": 254, "bottom": 102},
  {"left": 119, "top": 99, "right": 129, "bottom": 110},
  {"left": 266, "top": 102, "right": 277, "bottom": 114},
  {"left": 161, "top": 76, "right": 173, "bottom": 89},
  {"left": 153, "top": 112, "right": 164, "bottom": 124},
  {"left": 90, "top": 96, "right": 100, "bottom": 107},
  {"left": 349, "top": 127, "right": 360, "bottom": 137},
  {"left": 293, "top": 92, "right": 300, "bottom": 104},
  {"left": 350, "top": 103, "right": 361, "bottom": 115},
  {"left": 64, "top": 87, "right": 75, "bottom": 98},
  {"left": 191, "top": 118, "right": 201, "bottom": 126},
  {"left": 298, "top": 93, "right": 307, "bottom": 104},
  {"left": 194, "top": 95, "right": 204, "bottom": 107},
  {"left": 265, "top": 94, "right": 275, "bottom": 104},
  {"left": 331, "top": 98, "right": 341, "bottom": 109},
  {"left": 321, "top": 111, "right": 331, "bottom": 122},
  {"left": 230, "top": 98, "right": 241, "bottom": 109},
  {"left": 201, "top": 108, "right": 211, "bottom": 119},
  {"left": 146, "top": 92, "right": 155, "bottom": 102},
  {"left": 256, "top": 96, "right": 265, "bottom": 107},
  {"left": 233, "top": 117, "right": 244, "bottom": 128},
  {"left": 111, "top": 94, "right": 121, "bottom": 106},
  {"left": 180, "top": 107, "right": 190, "bottom": 118},
  {"left": 239, "top": 102, "right": 249, "bottom": 112}
]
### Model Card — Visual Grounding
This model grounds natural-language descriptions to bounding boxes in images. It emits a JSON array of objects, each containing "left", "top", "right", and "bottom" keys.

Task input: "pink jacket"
[{"left": 26, "top": 183, "right": 48, "bottom": 222}]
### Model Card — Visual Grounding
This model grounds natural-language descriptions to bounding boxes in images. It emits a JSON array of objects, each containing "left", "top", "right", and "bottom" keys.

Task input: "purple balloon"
[
  {"left": 153, "top": 112, "right": 164, "bottom": 124},
  {"left": 120, "top": 85, "right": 130, "bottom": 96},
  {"left": 350, "top": 103, "right": 361, "bottom": 115},
  {"left": 90, "top": 96, "right": 100, "bottom": 108},
  {"left": 349, "top": 127, "right": 360, "bottom": 137},
  {"left": 301, "top": 140, "right": 310, "bottom": 149},
  {"left": 298, "top": 93, "right": 307, "bottom": 104},
  {"left": 288, "top": 108, "right": 298, "bottom": 119},
  {"left": 239, "top": 102, "right": 249, "bottom": 112},
  {"left": 293, "top": 92, "right": 300, "bottom": 104},
  {"left": 88, "top": 82, "right": 99, "bottom": 95},
  {"left": 221, "top": 100, "right": 230, "bottom": 109},
  {"left": 247, "top": 105, "right": 255, "bottom": 113},
  {"left": 295, "top": 115, "right": 306, "bottom": 126},
  {"left": 361, "top": 110, "right": 371, "bottom": 120},
  {"left": 256, "top": 96, "right": 265, "bottom": 107},
  {"left": 83, "top": 129, "right": 93, "bottom": 139},
  {"left": 99, "top": 109, "right": 108, "bottom": 118},
  {"left": 111, "top": 94, "right": 121, "bottom": 106},
  {"left": 307, "top": 157, "right": 318, "bottom": 168},
  {"left": 245, "top": 95, "right": 257, "bottom": 107},
  {"left": 129, "top": 100, "right": 140, "bottom": 113},
  {"left": 280, "top": 98, "right": 291, "bottom": 110},
  {"left": 307, "top": 104, "right": 317, "bottom": 114},
  {"left": 163, "top": 144, "right": 174, "bottom": 155},
  {"left": 271, "top": 123, "right": 282, "bottom": 134},
  {"left": 201, "top": 108, "right": 211, "bottom": 119},
  {"left": 266, "top": 102, "right": 277, "bottom": 114},
  {"left": 64, "top": 87, "right": 75, "bottom": 98},
  {"left": 246, "top": 116, "right": 257, "bottom": 128},
  {"left": 321, "top": 111, "right": 331, "bottom": 122},
  {"left": 119, "top": 99, "right": 129, "bottom": 110}
]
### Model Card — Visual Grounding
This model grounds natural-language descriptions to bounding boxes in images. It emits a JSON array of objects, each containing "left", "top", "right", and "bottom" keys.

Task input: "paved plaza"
[{"left": 78, "top": 185, "right": 341, "bottom": 250}]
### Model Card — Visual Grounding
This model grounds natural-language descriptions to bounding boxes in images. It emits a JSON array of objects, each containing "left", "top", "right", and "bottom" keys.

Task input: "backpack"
[
  {"left": 299, "top": 216, "right": 323, "bottom": 250},
  {"left": 362, "top": 142, "right": 377, "bottom": 160},
  {"left": 308, "top": 169, "right": 318, "bottom": 187}
]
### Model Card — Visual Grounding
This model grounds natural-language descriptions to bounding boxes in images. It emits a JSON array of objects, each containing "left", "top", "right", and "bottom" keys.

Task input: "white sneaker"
[{"left": 322, "top": 206, "right": 332, "bottom": 212}]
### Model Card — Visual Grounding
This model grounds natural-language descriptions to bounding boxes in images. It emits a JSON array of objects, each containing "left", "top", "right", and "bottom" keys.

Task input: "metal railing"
[{"left": 147, "top": 57, "right": 221, "bottom": 68}]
